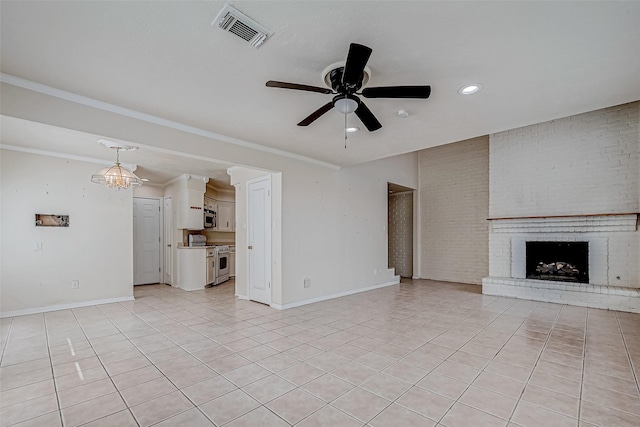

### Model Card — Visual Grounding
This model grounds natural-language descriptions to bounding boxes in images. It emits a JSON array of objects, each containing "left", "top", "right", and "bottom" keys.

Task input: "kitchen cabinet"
[
  {"left": 216, "top": 201, "right": 234, "bottom": 232},
  {"left": 177, "top": 175, "right": 207, "bottom": 230},
  {"left": 177, "top": 248, "right": 207, "bottom": 291}
]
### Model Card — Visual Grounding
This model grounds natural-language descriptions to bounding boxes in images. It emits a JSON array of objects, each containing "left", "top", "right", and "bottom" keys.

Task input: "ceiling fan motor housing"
[{"left": 329, "top": 67, "right": 364, "bottom": 94}]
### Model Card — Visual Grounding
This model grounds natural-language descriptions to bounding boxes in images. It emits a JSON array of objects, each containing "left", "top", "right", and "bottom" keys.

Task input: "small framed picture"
[{"left": 35, "top": 214, "right": 70, "bottom": 227}]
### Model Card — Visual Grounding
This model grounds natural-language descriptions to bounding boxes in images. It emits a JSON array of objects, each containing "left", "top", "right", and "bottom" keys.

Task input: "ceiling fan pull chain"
[{"left": 344, "top": 112, "right": 348, "bottom": 148}]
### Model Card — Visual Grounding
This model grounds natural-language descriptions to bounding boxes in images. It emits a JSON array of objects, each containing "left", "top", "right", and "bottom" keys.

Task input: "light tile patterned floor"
[{"left": 1, "top": 279, "right": 640, "bottom": 426}]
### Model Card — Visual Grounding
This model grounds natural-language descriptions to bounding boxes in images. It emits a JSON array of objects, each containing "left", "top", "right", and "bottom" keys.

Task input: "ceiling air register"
[{"left": 213, "top": 4, "right": 273, "bottom": 48}]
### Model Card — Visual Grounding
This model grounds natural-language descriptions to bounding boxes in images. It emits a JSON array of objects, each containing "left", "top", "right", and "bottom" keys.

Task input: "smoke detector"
[{"left": 213, "top": 4, "right": 273, "bottom": 48}]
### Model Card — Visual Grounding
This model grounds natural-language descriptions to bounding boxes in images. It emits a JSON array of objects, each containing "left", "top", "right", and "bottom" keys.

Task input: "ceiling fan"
[{"left": 266, "top": 43, "right": 431, "bottom": 132}]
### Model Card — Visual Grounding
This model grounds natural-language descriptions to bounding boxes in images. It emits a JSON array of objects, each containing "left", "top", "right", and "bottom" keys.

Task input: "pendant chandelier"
[{"left": 91, "top": 140, "right": 143, "bottom": 189}]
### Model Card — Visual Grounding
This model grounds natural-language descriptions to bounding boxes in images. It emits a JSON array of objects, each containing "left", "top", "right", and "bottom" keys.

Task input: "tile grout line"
[
  {"left": 43, "top": 312, "right": 65, "bottom": 427},
  {"left": 616, "top": 312, "right": 640, "bottom": 397},
  {"left": 576, "top": 307, "right": 589, "bottom": 425},
  {"left": 361, "top": 293, "right": 524, "bottom": 425},
  {"left": 93, "top": 300, "right": 221, "bottom": 426},
  {"left": 504, "top": 303, "right": 564, "bottom": 425},
  {"left": 0, "top": 316, "right": 14, "bottom": 368},
  {"left": 68, "top": 306, "right": 142, "bottom": 427}
]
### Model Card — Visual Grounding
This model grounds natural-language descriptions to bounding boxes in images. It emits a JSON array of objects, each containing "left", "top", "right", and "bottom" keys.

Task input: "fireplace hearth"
[{"left": 526, "top": 241, "right": 589, "bottom": 283}]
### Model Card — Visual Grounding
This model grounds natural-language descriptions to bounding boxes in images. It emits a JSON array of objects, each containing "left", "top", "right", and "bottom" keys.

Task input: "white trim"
[
  {"left": 0, "top": 144, "right": 137, "bottom": 171},
  {"left": 0, "top": 296, "right": 135, "bottom": 318},
  {"left": 270, "top": 278, "right": 400, "bottom": 310},
  {"left": 1, "top": 73, "right": 341, "bottom": 171},
  {"left": 235, "top": 294, "right": 249, "bottom": 300}
]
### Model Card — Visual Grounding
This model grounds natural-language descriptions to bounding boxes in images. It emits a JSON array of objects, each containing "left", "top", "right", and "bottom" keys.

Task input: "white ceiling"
[{"left": 1, "top": 1, "right": 639, "bottom": 174}]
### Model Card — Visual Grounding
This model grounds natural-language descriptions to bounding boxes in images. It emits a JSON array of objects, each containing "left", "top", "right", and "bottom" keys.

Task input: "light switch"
[{"left": 34, "top": 242, "right": 43, "bottom": 251}]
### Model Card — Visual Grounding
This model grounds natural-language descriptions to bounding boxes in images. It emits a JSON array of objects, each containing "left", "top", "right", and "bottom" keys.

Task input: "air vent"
[{"left": 213, "top": 4, "right": 273, "bottom": 48}]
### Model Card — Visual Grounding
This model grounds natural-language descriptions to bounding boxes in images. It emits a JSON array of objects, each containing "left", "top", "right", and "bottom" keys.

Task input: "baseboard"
[
  {"left": 235, "top": 294, "right": 248, "bottom": 300},
  {"left": 270, "top": 278, "right": 400, "bottom": 310},
  {"left": 1, "top": 296, "right": 135, "bottom": 318}
]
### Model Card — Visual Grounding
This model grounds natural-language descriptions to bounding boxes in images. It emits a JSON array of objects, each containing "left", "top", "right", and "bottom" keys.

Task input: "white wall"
[
  {"left": 3, "top": 84, "right": 419, "bottom": 309},
  {"left": 231, "top": 153, "right": 418, "bottom": 307},
  {"left": 1, "top": 149, "right": 134, "bottom": 316},
  {"left": 133, "top": 183, "right": 164, "bottom": 198},
  {"left": 418, "top": 136, "right": 490, "bottom": 285}
]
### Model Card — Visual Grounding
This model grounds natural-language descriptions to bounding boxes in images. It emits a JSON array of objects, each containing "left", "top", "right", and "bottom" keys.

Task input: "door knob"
[
  {"left": 248, "top": 245, "right": 253, "bottom": 250},
  {"left": 167, "top": 244, "right": 172, "bottom": 247}
]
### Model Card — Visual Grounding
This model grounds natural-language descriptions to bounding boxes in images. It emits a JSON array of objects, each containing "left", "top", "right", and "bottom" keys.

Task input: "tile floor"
[{"left": 1, "top": 279, "right": 639, "bottom": 426}]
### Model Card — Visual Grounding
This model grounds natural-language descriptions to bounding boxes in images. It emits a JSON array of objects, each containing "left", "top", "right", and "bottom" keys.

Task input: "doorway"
[
  {"left": 247, "top": 176, "right": 272, "bottom": 305},
  {"left": 388, "top": 183, "right": 414, "bottom": 278},
  {"left": 133, "top": 197, "right": 161, "bottom": 285}
]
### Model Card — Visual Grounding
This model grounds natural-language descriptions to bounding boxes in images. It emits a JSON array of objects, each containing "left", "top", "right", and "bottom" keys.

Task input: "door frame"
[
  {"left": 133, "top": 196, "right": 163, "bottom": 285},
  {"left": 246, "top": 175, "right": 272, "bottom": 305},
  {"left": 163, "top": 196, "right": 172, "bottom": 285}
]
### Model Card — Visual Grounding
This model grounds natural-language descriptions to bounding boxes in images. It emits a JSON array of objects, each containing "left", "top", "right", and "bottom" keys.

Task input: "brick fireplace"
[
  {"left": 483, "top": 214, "right": 639, "bottom": 312},
  {"left": 482, "top": 102, "right": 640, "bottom": 313}
]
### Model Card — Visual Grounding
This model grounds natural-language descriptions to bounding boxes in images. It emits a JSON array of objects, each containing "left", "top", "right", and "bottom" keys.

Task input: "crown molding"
[
  {"left": 0, "top": 73, "right": 341, "bottom": 171},
  {"left": 0, "top": 144, "right": 137, "bottom": 171}
]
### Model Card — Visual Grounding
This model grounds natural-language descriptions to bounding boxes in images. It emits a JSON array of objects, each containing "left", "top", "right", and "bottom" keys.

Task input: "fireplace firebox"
[{"left": 526, "top": 241, "right": 589, "bottom": 283}]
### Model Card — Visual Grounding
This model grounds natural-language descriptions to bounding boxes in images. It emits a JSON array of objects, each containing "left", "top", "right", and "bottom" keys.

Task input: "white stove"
[{"left": 215, "top": 245, "right": 230, "bottom": 285}]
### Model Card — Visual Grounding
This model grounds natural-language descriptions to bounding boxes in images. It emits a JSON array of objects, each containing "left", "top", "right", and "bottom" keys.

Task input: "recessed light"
[
  {"left": 397, "top": 110, "right": 409, "bottom": 118},
  {"left": 345, "top": 127, "right": 359, "bottom": 133},
  {"left": 458, "top": 84, "right": 482, "bottom": 95}
]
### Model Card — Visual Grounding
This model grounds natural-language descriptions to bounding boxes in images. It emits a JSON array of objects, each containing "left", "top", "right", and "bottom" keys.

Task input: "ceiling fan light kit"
[
  {"left": 266, "top": 42, "right": 431, "bottom": 132},
  {"left": 334, "top": 95, "right": 359, "bottom": 114}
]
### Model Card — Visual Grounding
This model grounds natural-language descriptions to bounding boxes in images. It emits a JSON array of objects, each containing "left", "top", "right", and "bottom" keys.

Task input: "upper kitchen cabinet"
[
  {"left": 216, "top": 200, "right": 234, "bottom": 232},
  {"left": 177, "top": 175, "right": 208, "bottom": 230}
]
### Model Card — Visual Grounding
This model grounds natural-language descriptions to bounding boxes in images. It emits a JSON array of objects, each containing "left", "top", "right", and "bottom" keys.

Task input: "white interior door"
[
  {"left": 248, "top": 177, "right": 271, "bottom": 305},
  {"left": 164, "top": 197, "right": 172, "bottom": 285},
  {"left": 133, "top": 198, "right": 161, "bottom": 285}
]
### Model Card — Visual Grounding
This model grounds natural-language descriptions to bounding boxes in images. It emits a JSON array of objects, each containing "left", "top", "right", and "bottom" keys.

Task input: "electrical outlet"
[
  {"left": 71, "top": 280, "right": 79, "bottom": 289},
  {"left": 34, "top": 242, "right": 43, "bottom": 251},
  {"left": 304, "top": 278, "right": 311, "bottom": 288},
  {"left": 373, "top": 268, "right": 378, "bottom": 275}
]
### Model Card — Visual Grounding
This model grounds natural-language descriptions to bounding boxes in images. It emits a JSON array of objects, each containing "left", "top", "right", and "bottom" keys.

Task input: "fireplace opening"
[{"left": 526, "top": 241, "right": 589, "bottom": 283}]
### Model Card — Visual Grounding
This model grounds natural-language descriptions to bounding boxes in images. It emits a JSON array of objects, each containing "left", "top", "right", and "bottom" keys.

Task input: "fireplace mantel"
[
  {"left": 487, "top": 212, "right": 639, "bottom": 221},
  {"left": 487, "top": 213, "right": 638, "bottom": 234}
]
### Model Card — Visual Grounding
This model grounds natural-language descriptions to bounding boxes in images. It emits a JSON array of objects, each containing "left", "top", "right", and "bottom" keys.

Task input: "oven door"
[{"left": 216, "top": 250, "right": 230, "bottom": 284}]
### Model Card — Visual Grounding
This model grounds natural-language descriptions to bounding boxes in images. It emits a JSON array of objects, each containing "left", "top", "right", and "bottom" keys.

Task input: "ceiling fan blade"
[
  {"left": 362, "top": 86, "right": 431, "bottom": 99},
  {"left": 342, "top": 43, "right": 372, "bottom": 88},
  {"left": 354, "top": 101, "right": 382, "bottom": 132},
  {"left": 266, "top": 80, "right": 332, "bottom": 94},
  {"left": 297, "top": 102, "right": 334, "bottom": 126}
]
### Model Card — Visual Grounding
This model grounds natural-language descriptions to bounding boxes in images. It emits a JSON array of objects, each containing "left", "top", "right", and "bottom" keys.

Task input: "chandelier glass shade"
[{"left": 91, "top": 147, "right": 143, "bottom": 189}]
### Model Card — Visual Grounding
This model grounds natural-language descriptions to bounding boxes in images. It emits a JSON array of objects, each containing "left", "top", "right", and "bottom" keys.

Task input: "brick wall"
[
  {"left": 388, "top": 192, "right": 413, "bottom": 278},
  {"left": 486, "top": 101, "right": 640, "bottom": 293},
  {"left": 418, "top": 136, "right": 489, "bottom": 285},
  {"left": 490, "top": 102, "right": 639, "bottom": 217}
]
